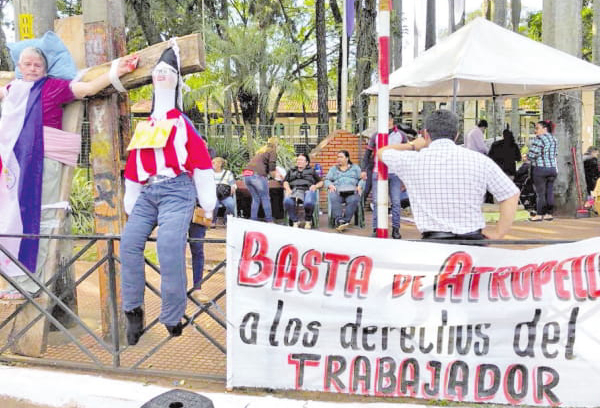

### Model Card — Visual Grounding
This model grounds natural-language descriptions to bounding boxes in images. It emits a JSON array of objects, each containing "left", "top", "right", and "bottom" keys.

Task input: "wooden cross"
[{"left": 0, "top": 33, "right": 205, "bottom": 356}]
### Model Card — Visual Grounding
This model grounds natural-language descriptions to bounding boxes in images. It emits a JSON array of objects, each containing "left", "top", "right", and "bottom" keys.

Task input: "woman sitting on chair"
[
  {"left": 212, "top": 156, "right": 237, "bottom": 225},
  {"left": 325, "top": 150, "right": 363, "bottom": 232},
  {"left": 283, "top": 153, "right": 323, "bottom": 229}
]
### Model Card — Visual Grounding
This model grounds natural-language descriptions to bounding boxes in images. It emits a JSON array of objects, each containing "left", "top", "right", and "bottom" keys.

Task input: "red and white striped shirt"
[{"left": 124, "top": 109, "right": 212, "bottom": 183}]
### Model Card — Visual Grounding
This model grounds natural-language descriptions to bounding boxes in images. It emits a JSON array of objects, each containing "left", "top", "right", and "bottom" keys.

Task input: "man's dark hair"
[
  {"left": 477, "top": 119, "right": 488, "bottom": 128},
  {"left": 424, "top": 110, "right": 459, "bottom": 140}
]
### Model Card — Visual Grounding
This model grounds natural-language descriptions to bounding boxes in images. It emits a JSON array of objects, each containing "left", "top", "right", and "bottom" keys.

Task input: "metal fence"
[{"left": 0, "top": 234, "right": 227, "bottom": 381}]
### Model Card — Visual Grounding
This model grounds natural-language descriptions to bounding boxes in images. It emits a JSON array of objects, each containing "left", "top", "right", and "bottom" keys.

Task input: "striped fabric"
[
  {"left": 124, "top": 109, "right": 213, "bottom": 183},
  {"left": 0, "top": 79, "right": 45, "bottom": 276}
]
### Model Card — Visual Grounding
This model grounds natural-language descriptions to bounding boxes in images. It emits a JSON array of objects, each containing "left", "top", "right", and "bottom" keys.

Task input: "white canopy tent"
[{"left": 364, "top": 17, "right": 600, "bottom": 102}]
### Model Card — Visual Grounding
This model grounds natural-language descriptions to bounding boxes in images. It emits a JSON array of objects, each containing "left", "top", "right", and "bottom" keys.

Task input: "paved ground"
[{"left": 0, "top": 209, "right": 598, "bottom": 407}]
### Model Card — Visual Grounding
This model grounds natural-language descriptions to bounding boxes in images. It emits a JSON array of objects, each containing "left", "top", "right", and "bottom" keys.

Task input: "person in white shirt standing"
[
  {"left": 378, "top": 110, "right": 518, "bottom": 243},
  {"left": 465, "top": 119, "right": 489, "bottom": 154}
]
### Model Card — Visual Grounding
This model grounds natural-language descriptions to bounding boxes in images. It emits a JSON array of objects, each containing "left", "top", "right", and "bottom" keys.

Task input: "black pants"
[
  {"left": 421, "top": 230, "right": 486, "bottom": 246},
  {"left": 532, "top": 166, "right": 557, "bottom": 215}
]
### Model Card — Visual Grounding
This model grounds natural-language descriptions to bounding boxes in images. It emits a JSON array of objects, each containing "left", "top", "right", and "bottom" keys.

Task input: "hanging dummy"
[{"left": 120, "top": 39, "right": 216, "bottom": 345}]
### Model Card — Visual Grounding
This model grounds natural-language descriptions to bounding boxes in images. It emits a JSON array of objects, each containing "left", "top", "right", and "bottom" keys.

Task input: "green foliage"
[
  {"left": 57, "top": 0, "right": 81, "bottom": 17},
  {"left": 70, "top": 168, "right": 95, "bottom": 235},
  {"left": 523, "top": 5, "right": 592, "bottom": 60},
  {"left": 582, "top": 6, "right": 593, "bottom": 61},
  {"left": 207, "top": 135, "right": 296, "bottom": 177}
]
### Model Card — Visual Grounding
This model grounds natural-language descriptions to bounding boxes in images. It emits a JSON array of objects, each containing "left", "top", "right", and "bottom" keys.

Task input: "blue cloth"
[
  {"left": 283, "top": 190, "right": 317, "bottom": 222},
  {"left": 243, "top": 175, "right": 272, "bottom": 222},
  {"left": 372, "top": 173, "right": 405, "bottom": 229},
  {"left": 188, "top": 222, "right": 206, "bottom": 289},
  {"left": 9, "top": 31, "right": 78, "bottom": 80},
  {"left": 324, "top": 164, "right": 363, "bottom": 190},
  {"left": 213, "top": 196, "right": 236, "bottom": 221},
  {"left": 13, "top": 78, "right": 45, "bottom": 273},
  {"left": 121, "top": 173, "right": 196, "bottom": 326},
  {"left": 329, "top": 191, "right": 360, "bottom": 224}
]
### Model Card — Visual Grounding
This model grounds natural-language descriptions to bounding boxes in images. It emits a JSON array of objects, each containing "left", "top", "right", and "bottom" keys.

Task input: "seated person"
[
  {"left": 325, "top": 150, "right": 364, "bottom": 232},
  {"left": 212, "top": 156, "right": 237, "bottom": 225},
  {"left": 283, "top": 153, "right": 323, "bottom": 229},
  {"left": 515, "top": 151, "right": 536, "bottom": 211}
]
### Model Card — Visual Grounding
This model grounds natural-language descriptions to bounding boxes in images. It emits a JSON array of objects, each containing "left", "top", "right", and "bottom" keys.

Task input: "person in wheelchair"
[
  {"left": 325, "top": 150, "right": 364, "bottom": 232},
  {"left": 283, "top": 153, "right": 323, "bottom": 229}
]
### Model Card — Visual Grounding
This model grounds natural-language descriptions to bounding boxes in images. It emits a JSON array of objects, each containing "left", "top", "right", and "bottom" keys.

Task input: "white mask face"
[{"left": 152, "top": 62, "right": 178, "bottom": 90}]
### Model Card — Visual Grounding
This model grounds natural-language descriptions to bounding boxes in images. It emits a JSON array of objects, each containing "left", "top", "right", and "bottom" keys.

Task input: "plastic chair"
[
  {"left": 283, "top": 190, "right": 320, "bottom": 228},
  {"left": 327, "top": 191, "right": 365, "bottom": 228}
]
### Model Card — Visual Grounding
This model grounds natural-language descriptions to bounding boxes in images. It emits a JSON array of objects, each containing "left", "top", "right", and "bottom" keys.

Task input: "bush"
[
  {"left": 70, "top": 168, "right": 95, "bottom": 234},
  {"left": 207, "top": 136, "right": 296, "bottom": 178}
]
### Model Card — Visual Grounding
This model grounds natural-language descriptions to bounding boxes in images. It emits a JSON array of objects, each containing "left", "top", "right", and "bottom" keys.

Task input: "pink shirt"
[{"left": 41, "top": 77, "right": 76, "bottom": 130}]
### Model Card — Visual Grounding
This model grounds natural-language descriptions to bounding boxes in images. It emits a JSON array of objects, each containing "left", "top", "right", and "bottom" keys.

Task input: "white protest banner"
[{"left": 226, "top": 217, "right": 600, "bottom": 406}]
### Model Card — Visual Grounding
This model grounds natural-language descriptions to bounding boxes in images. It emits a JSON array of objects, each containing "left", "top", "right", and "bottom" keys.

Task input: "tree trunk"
[
  {"left": 316, "top": 0, "right": 329, "bottom": 141},
  {"left": 222, "top": 0, "right": 232, "bottom": 141},
  {"left": 390, "top": 0, "right": 403, "bottom": 122},
  {"left": 330, "top": 0, "right": 343, "bottom": 127},
  {"left": 238, "top": 88, "right": 258, "bottom": 155},
  {"left": 422, "top": 0, "right": 436, "bottom": 120},
  {"left": 0, "top": 1, "right": 12, "bottom": 71},
  {"left": 511, "top": 0, "right": 522, "bottom": 142},
  {"left": 489, "top": 0, "right": 507, "bottom": 141},
  {"left": 352, "top": 0, "right": 377, "bottom": 131},
  {"left": 450, "top": 0, "right": 465, "bottom": 137},
  {"left": 126, "top": 0, "right": 162, "bottom": 45},
  {"left": 593, "top": 0, "right": 600, "bottom": 146},
  {"left": 14, "top": 0, "right": 56, "bottom": 39},
  {"left": 542, "top": 0, "right": 585, "bottom": 215}
]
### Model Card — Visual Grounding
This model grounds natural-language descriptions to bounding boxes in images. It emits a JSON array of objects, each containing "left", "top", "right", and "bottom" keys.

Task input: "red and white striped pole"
[{"left": 376, "top": 0, "right": 390, "bottom": 238}]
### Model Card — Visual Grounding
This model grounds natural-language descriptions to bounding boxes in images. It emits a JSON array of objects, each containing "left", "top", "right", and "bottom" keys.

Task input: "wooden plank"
[
  {"left": 81, "top": 33, "right": 205, "bottom": 95},
  {"left": 0, "top": 33, "right": 205, "bottom": 90}
]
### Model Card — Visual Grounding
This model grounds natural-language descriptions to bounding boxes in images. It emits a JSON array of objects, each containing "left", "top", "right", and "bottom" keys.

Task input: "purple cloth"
[{"left": 12, "top": 78, "right": 45, "bottom": 273}]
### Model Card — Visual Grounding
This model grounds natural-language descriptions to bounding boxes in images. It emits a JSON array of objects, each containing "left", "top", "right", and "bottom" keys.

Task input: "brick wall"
[{"left": 309, "top": 130, "right": 368, "bottom": 208}]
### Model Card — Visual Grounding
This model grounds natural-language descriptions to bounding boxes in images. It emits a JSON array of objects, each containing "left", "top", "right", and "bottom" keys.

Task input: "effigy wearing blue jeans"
[
  {"left": 243, "top": 175, "right": 272, "bottom": 222},
  {"left": 283, "top": 189, "right": 317, "bottom": 222},
  {"left": 121, "top": 174, "right": 195, "bottom": 326}
]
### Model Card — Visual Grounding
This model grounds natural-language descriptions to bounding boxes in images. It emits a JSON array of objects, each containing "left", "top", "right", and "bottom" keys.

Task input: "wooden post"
[{"left": 82, "top": 0, "right": 129, "bottom": 341}]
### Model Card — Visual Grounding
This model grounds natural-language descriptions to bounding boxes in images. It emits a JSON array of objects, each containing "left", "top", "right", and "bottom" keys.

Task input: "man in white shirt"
[
  {"left": 377, "top": 110, "right": 519, "bottom": 242},
  {"left": 465, "top": 119, "right": 489, "bottom": 154}
]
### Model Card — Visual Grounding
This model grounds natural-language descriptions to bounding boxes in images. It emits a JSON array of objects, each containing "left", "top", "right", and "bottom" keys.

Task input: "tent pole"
[
  {"left": 491, "top": 83, "right": 497, "bottom": 141},
  {"left": 452, "top": 78, "right": 458, "bottom": 113}
]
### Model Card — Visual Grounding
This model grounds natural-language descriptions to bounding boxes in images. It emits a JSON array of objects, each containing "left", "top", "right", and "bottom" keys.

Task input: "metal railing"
[{"left": 0, "top": 233, "right": 227, "bottom": 381}]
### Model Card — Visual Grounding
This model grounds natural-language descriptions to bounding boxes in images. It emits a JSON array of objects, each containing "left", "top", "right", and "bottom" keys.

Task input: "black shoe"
[
  {"left": 392, "top": 227, "right": 401, "bottom": 239},
  {"left": 124, "top": 306, "right": 144, "bottom": 346},
  {"left": 165, "top": 322, "right": 183, "bottom": 337},
  {"left": 371, "top": 228, "right": 377, "bottom": 237}
]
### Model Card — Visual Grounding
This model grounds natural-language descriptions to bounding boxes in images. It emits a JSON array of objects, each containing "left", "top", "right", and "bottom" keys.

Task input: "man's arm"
[
  {"left": 483, "top": 193, "right": 519, "bottom": 240},
  {"left": 71, "top": 54, "right": 139, "bottom": 99},
  {"left": 376, "top": 136, "right": 427, "bottom": 163}
]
